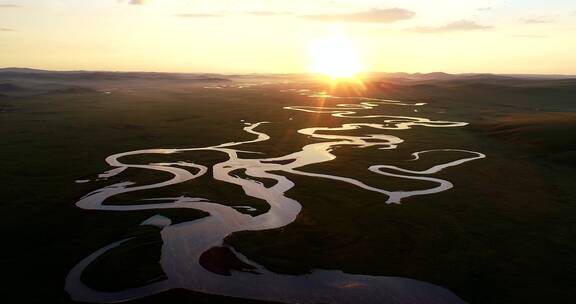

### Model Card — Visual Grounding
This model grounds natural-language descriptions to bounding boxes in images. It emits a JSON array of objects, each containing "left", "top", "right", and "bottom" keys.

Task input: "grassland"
[{"left": 0, "top": 70, "right": 575, "bottom": 303}]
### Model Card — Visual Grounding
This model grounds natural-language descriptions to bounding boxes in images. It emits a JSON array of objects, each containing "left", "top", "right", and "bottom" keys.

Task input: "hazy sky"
[{"left": 1, "top": 0, "right": 575, "bottom": 74}]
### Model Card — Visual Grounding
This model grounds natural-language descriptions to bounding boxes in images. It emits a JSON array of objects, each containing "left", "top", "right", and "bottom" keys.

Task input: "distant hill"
[
  {"left": 0, "top": 67, "right": 54, "bottom": 74},
  {"left": 1, "top": 68, "right": 575, "bottom": 94},
  {"left": 0, "top": 83, "right": 26, "bottom": 92},
  {"left": 1, "top": 68, "right": 574, "bottom": 83},
  {"left": 0, "top": 68, "right": 233, "bottom": 82}
]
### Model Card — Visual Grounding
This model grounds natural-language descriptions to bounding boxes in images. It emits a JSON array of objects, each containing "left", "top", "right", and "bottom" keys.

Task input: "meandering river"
[{"left": 66, "top": 90, "right": 485, "bottom": 304}]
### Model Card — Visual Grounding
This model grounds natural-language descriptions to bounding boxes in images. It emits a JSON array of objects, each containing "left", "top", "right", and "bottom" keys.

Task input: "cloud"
[
  {"left": 245, "top": 11, "right": 293, "bottom": 16},
  {"left": 128, "top": 0, "right": 146, "bottom": 5},
  {"left": 0, "top": 27, "right": 15, "bottom": 32},
  {"left": 410, "top": 20, "right": 493, "bottom": 33},
  {"left": 301, "top": 8, "right": 415, "bottom": 23},
  {"left": 0, "top": 4, "right": 21, "bottom": 8},
  {"left": 176, "top": 11, "right": 293, "bottom": 18},
  {"left": 175, "top": 13, "right": 221, "bottom": 18},
  {"left": 512, "top": 34, "right": 549, "bottom": 39},
  {"left": 521, "top": 17, "right": 554, "bottom": 24}
]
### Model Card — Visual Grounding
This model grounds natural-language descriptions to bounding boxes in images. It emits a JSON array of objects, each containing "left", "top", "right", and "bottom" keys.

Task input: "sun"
[{"left": 309, "top": 33, "right": 363, "bottom": 80}]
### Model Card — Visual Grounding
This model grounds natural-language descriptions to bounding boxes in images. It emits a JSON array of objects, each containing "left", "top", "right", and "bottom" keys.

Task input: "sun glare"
[{"left": 309, "top": 34, "right": 363, "bottom": 80}]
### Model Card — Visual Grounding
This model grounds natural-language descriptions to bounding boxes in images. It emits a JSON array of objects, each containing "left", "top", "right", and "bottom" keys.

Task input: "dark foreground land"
[{"left": 1, "top": 69, "right": 575, "bottom": 303}]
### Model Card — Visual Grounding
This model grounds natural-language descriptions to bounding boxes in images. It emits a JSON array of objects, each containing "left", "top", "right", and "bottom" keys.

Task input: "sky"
[{"left": 1, "top": 0, "right": 575, "bottom": 74}]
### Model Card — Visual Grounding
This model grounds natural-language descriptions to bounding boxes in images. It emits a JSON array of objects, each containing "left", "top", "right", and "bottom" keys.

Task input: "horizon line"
[{"left": 1, "top": 66, "right": 575, "bottom": 77}]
